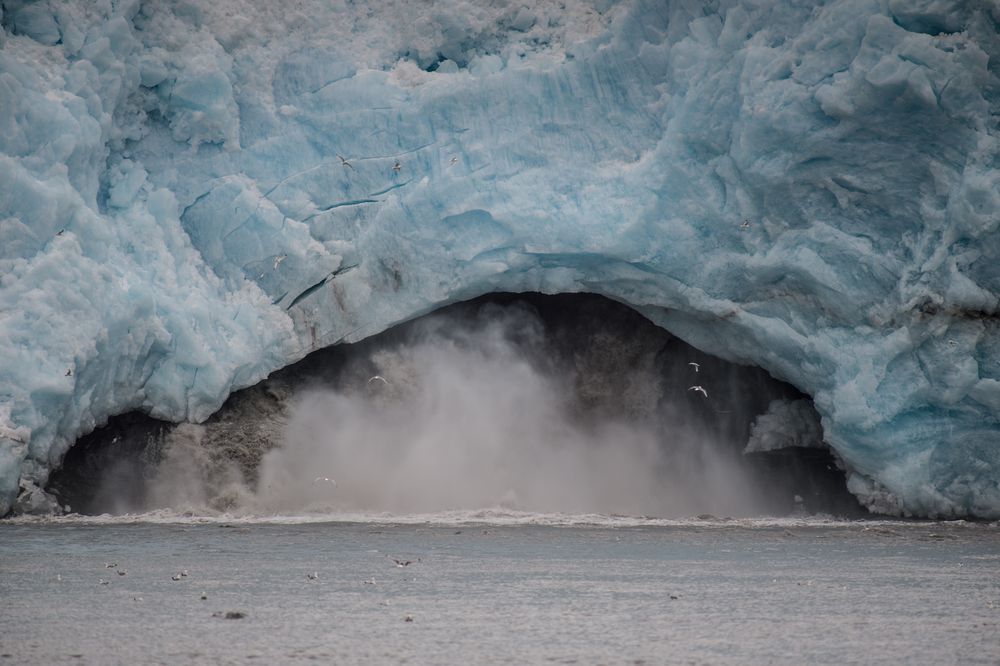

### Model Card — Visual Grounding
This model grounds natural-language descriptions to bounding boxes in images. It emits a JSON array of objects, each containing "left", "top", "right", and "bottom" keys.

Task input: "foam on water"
[{"left": 6, "top": 507, "right": 989, "bottom": 532}]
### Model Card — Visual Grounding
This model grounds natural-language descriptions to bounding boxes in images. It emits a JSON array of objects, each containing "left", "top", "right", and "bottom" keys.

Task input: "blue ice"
[{"left": 0, "top": 0, "right": 998, "bottom": 517}]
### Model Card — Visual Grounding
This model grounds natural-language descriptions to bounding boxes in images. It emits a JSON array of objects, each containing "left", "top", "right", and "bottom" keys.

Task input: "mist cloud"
[{"left": 249, "top": 305, "right": 766, "bottom": 517}]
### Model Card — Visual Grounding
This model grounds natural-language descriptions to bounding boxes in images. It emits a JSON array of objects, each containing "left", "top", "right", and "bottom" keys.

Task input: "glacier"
[{"left": 0, "top": 0, "right": 998, "bottom": 518}]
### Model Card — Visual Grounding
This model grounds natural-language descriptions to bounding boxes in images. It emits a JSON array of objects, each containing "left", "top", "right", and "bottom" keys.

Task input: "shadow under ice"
[{"left": 48, "top": 293, "right": 866, "bottom": 518}]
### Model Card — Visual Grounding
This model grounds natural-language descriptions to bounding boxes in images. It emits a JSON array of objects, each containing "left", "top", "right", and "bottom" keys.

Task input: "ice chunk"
[{"left": 745, "top": 400, "right": 825, "bottom": 454}]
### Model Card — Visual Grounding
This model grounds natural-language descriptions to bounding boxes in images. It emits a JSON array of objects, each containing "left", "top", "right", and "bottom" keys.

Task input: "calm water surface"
[{"left": 1, "top": 515, "right": 998, "bottom": 664}]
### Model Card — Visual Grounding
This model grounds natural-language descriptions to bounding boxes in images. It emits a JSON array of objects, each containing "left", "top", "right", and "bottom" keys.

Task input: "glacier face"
[{"left": 0, "top": 0, "right": 998, "bottom": 517}]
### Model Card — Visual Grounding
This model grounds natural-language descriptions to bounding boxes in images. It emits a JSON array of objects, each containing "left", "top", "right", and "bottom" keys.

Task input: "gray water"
[{"left": 1, "top": 515, "right": 998, "bottom": 665}]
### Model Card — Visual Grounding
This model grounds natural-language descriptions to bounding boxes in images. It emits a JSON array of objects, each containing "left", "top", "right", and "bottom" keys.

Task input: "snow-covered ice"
[{"left": 0, "top": 0, "right": 998, "bottom": 517}]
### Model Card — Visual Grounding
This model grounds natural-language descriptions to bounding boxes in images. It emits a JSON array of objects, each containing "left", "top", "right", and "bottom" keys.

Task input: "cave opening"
[{"left": 48, "top": 292, "right": 866, "bottom": 518}]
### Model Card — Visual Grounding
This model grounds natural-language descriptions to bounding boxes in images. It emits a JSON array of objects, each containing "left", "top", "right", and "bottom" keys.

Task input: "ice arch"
[
  {"left": 0, "top": 0, "right": 998, "bottom": 517},
  {"left": 47, "top": 292, "right": 863, "bottom": 518}
]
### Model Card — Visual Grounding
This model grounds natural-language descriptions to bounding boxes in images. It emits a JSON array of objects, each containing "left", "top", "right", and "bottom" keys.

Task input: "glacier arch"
[
  {"left": 46, "top": 292, "right": 864, "bottom": 518},
  {"left": 0, "top": 0, "right": 998, "bottom": 517}
]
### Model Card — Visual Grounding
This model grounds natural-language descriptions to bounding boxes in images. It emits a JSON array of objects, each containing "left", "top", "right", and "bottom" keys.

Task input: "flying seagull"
[
  {"left": 65, "top": 369, "right": 72, "bottom": 377},
  {"left": 390, "top": 557, "right": 413, "bottom": 568},
  {"left": 338, "top": 155, "right": 354, "bottom": 170},
  {"left": 740, "top": 218, "right": 751, "bottom": 229},
  {"left": 273, "top": 254, "right": 287, "bottom": 271},
  {"left": 312, "top": 477, "right": 337, "bottom": 487},
  {"left": 392, "top": 160, "right": 402, "bottom": 173},
  {"left": 688, "top": 362, "right": 700, "bottom": 372},
  {"left": 367, "top": 375, "right": 388, "bottom": 387},
  {"left": 306, "top": 572, "right": 319, "bottom": 580},
  {"left": 448, "top": 156, "right": 458, "bottom": 167},
  {"left": 688, "top": 385, "right": 709, "bottom": 398}
]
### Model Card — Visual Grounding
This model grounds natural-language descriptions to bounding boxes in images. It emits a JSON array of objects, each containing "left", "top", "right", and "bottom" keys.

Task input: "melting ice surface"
[{"left": 0, "top": 0, "right": 999, "bottom": 517}]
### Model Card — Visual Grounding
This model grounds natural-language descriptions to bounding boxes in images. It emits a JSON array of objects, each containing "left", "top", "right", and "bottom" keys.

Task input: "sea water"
[{"left": 1, "top": 513, "right": 998, "bottom": 664}]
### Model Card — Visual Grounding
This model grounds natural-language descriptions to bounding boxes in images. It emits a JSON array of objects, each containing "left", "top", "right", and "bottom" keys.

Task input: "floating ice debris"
[{"left": 213, "top": 611, "right": 246, "bottom": 620}]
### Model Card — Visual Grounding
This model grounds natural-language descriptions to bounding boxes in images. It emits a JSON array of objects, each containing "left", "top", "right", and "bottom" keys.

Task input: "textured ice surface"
[
  {"left": 0, "top": 0, "right": 998, "bottom": 517},
  {"left": 745, "top": 399, "right": 825, "bottom": 455}
]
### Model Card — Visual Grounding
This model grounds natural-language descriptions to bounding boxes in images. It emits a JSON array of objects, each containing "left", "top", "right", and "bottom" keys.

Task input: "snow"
[{"left": 0, "top": 0, "right": 998, "bottom": 517}]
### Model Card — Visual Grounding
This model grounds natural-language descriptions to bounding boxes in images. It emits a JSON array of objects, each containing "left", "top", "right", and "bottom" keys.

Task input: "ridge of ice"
[{"left": 0, "top": 0, "right": 998, "bottom": 517}]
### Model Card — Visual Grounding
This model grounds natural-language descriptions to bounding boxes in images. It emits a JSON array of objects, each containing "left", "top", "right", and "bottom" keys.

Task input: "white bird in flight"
[
  {"left": 367, "top": 375, "right": 388, "bottom": 387},
  {"left": 688, "top": 362, "right": 700, "bottom": 372},
  {"left": 740, "top": 218, "right": 751, "bottom": 229},
  {"left": 392, "top": 160, "right": 402, "bottom": 173},
  {"left": 688, "top": 385, "right": 709, "bottom": 398},
  {"left": 273, "top": 254, "right": 287, "bottom": 271},
  {"left": 338, "top": 155, "right": 354, "bottom": 170},
  {"left": 313, "top": 477, "right": 337, "bottom": 486}
]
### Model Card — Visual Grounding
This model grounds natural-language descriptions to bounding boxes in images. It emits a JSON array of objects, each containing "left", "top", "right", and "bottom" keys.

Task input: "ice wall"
[{"left": 0, "top": 0, "right": 998, "bottom": 517}]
